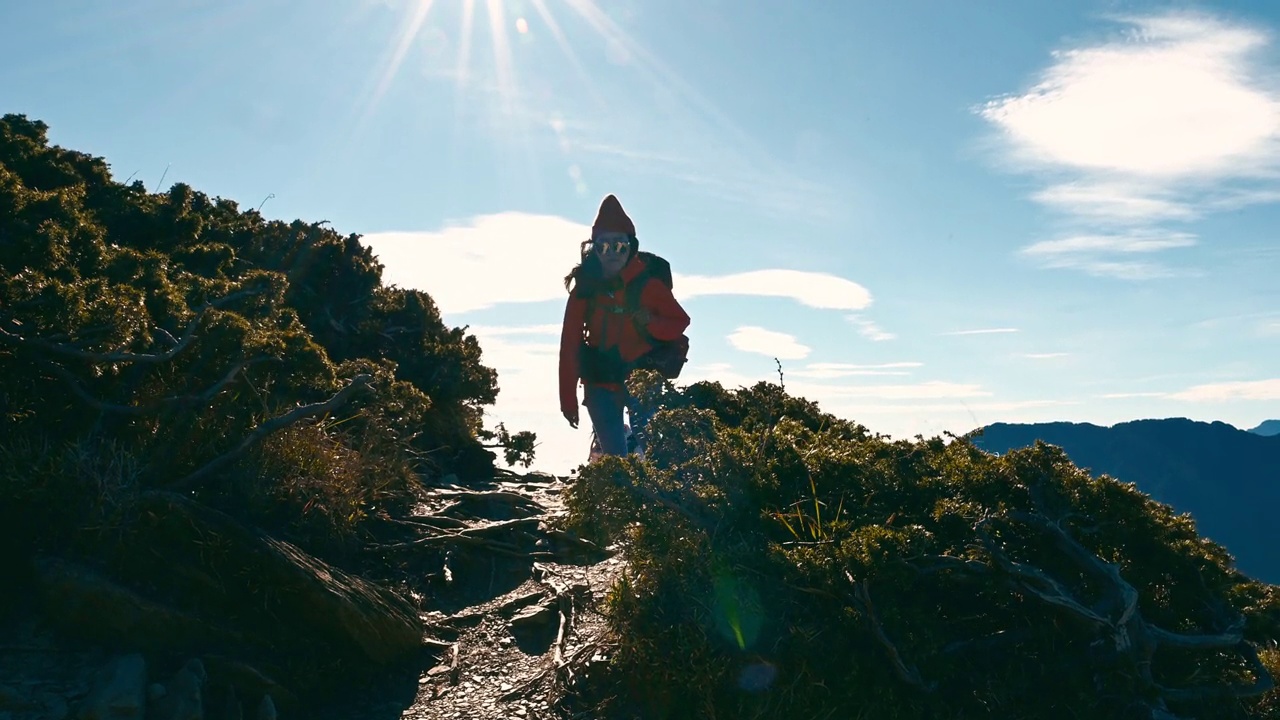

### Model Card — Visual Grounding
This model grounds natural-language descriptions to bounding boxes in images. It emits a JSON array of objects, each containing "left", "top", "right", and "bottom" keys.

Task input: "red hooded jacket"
[{"left": 558, "top": 254, "right": 690, "bottom": 415}]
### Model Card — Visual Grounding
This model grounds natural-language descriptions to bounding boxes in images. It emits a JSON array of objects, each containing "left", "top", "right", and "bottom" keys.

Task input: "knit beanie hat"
[{"left": 591, "top": 194, "right": 635, "bottom": 238}]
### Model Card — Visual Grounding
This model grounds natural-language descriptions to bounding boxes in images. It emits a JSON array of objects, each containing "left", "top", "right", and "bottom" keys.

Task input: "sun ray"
[
  {"left": 485, "top": 0, "right": 517, "bottom": 119},
  {"left": 484, "top": 0, "right": 544, "bottom": 205},
  {"left": 528, "top": 0, "right": 608, "bottom": 111},
  {"left": 354, "top": 0, "right": 437, "bottom": 133},
  {"left": 561, "top": 0, "right": 770, "bottom": 161},
  {"left": 456, "top": 0, "right": 476, "bottom": 94}
]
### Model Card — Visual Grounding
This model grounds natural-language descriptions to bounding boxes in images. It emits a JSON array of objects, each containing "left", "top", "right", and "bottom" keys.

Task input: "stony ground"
[
  {"left": 0, "top": 468, "right": 630, "bottom": 720},
  {"left": 318, "top": 469, "right": 630, "bottom": 720}
]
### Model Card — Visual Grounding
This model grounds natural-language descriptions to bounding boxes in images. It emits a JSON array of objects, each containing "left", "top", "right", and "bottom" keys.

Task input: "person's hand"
[{"left": 563, "top": 408, "right": 579, "bottom": 429}]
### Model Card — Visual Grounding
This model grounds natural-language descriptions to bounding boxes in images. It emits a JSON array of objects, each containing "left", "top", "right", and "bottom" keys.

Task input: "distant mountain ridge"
[
  {"left": 971, "top": 417, "right": 1280, "bottom": 584},
  {"left": 1250, "top": 419, "right": 1280, "bottom": 436}
]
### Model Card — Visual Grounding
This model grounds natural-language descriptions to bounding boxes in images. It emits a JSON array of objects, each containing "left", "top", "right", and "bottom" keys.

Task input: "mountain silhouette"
[
  {"left": 1250, "top": 419, "right": 1280, "bottom": 437},
  {"left": 971, "top": 418, "right": 1280, "bottom": 584}
]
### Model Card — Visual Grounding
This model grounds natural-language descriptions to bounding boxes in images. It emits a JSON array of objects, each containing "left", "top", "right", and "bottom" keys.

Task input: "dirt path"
[
  {"left": 0, "top": 468, "right": 624, "bottom": 720},
  {"left": 319, "top": 469, "right": 627, "bottom": 720}
]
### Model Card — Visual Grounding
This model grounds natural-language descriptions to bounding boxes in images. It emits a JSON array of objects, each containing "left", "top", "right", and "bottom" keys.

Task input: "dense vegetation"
[
  {"left": 0, "top": 111, "right": 533, "bottom": 585},
  {"left": 563, "top": 371, "right": 1280, "bottom": 719},
  {"left": 974, "top": 419, "right": 1280, "bottom": 584}
]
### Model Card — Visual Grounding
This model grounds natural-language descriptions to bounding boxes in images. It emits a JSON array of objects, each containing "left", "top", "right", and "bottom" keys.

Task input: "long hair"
[{"left": 564, "top": 235, "right": 640, "bottom": 297}]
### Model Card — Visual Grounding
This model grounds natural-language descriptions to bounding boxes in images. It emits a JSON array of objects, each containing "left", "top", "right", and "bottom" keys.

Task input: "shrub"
[{"left": 563, "top": 372, "right": 1280, "bottom": 719}]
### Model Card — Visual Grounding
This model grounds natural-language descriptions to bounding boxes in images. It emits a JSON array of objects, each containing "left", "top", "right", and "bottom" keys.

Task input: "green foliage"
[
  {"left": 0, "top": 113, "right": 530, "bottom": 568},
  {"left": 564, "top": 372, "right": 1280, "bottom": 719}
]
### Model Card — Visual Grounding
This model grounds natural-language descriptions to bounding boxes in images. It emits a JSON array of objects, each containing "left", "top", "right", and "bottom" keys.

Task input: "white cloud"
[
  {"left": 981, "top": 11, "right": 1280, "bottom": 274},
  {"left": 467, "top": 324, "right": 562, "bottom": 336},
  {"left": 361, "top": 213, "right": 877, "bottom": 315},
  {"left": 362, "top": 213, "right": 586, "bottom": 314},
  {"left": 1022, "top": 352, "right": 1069, "bottom": 359},
  {"left": 681, "top": 270, "right": 873, "bottom": 311},
  {"left": 1166, "top": 378, "right": 1280, "bottom": 401},
  {"left": 846, "top": 314, "right": 896, "bottom": 341},
  {"left": 980, "top": 12, "right": 1280, "bottom": 179},
  {"left": 940, "top": 328, "right": 1020, "bottom": 336},
  {"left": 728, "top": 326, "right": 811, "bottom": 360}
]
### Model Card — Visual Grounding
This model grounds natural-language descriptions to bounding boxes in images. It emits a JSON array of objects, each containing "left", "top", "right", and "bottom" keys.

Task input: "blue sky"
[{"left": 4, "top": 0, "right": 1278, "bottom": 474}]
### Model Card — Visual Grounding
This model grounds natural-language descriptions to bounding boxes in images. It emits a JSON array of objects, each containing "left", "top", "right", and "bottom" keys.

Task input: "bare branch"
[
  {"left": 847, "top": 572, "right": 935, "bottom": 692},
  {"left": 977, "top": 468, "right": 1275, "bottom": 707},
  {"left": 976, "top": 516, "right": 1111, "bottom": 627},
  {"left": 167, "top": 374, "right": 372, "bottom": 493},
  {"left": 1147, "top": 621, "right": 1244, "bottom": 650}
]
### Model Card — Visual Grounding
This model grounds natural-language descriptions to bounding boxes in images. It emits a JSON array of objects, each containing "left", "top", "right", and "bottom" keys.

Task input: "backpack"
[{"left": 578, "top": 250, "right": 690, "bottom": 383}]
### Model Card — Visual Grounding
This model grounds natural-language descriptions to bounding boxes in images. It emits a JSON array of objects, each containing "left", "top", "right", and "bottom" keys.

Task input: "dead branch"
[
  {"left": 448, "top": 642, "right": 461, "bottom": 685},
  {"left": 167, "top": 374, "right": 371, "bottom": 493},
  {"left": 972, "top": 469, "right": 1275, "bottom": 706},
  {"left": 976, "top": 516, "right": 1111, "bottom": 628},
  {"left": 373, "top": 517, "right": 542, "bottom": 551},
  {"left": 540, "top": 527, "right": 615, "bottom": 558},
  {"left": 385, "top": 516, "right": 470, "bottom": 532},
  {"left": 846, "top": 571, "right": 935, "bottom": 692},
  {"left": 0, "top": 288, "right": 260, "bottom": 364}
]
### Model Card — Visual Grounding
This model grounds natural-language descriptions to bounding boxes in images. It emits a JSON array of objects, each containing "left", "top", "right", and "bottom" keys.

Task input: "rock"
[
  {"left": 219, "top": 685, "right": 243, "bottom": 720},
  {"left": 508, "top": 602, "right": 556, "bottom": 629},
  {"left": 34, "top": 557, "right": 244, "bottom": 655},
  {"left": 43, "top": 694, "right": 70, "bottom": 720},
  {"left": 103, "top": 490, "right": 422, "bottom": 689},
  {"left": 255, "top": 694, "right": 276, "bottom": 720},
  {"left": 76, "top": 653, "right": 146, "bottom": 720},
  {"left": 199, "top": 656, "right": 295, "bottom": 713},
  {"left": 0, "top": 685, "right": 23, "bottom": 710},
  {"left": 151, "top": 658, "right": 205, "bottom": 720}
]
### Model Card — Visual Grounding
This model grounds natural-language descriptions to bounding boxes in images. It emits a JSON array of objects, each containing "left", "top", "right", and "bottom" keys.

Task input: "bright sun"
[{"left": 364, "top": 0, "right": 624, "bottom": 121}]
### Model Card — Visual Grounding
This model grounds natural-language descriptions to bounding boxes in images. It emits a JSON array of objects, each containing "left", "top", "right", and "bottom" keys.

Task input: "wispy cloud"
[
  {"left": 1031, "top": 181, "right": 1197, "bottom": 224},
  {"left": 1018, "top": 230, "right": 1198, "bottom": 278},
  {"left": 1166, "top": 378, "right": 1280, "bottom": 401},
  {"left": 361, "top": 212, "right": 877, "bottom": 315},
  {"left": 1099, "top": 378, "right": 1280, "bottom": 401},
  {"left": 1021, "top": 233, "right": 1197, "bottom": 255},
  {"left": 791, "top": 362, "right": 923, "bottom": 379},
  {"left": 940, "top": 328, "right": 1020, "bottom": 336},
  {"left": 980, "top": 10, "right": 1280, "bottom": 274},
  {"left": 728, "top": 326, "right": 811, "bottom": 360},
  {"left": 846, "top": 315, "right": 896, "bottom": 341}
]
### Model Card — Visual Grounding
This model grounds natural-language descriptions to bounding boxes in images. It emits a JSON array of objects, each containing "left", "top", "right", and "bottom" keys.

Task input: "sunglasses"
[{"left": 584, "top": 238, "right": 631, "bottom": 256}]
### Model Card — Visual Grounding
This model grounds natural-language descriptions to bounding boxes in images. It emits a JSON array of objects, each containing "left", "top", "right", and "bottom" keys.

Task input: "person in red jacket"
[{"left": 559, "top": 194, "right": 690, "bottom": 458}]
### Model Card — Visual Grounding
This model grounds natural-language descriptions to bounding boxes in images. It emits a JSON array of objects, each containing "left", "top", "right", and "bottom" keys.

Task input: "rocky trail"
[
  {"left": 320, "top": 469, "right": 629, "bottom": 720},
  {"left": 0, "top": 468, "right": 629, "bottom": 720}
]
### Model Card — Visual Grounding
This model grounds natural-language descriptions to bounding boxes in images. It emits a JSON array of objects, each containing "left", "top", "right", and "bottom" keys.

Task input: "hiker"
[{"left": 558, "top": 194, "right": 691, "bottom": 459}]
